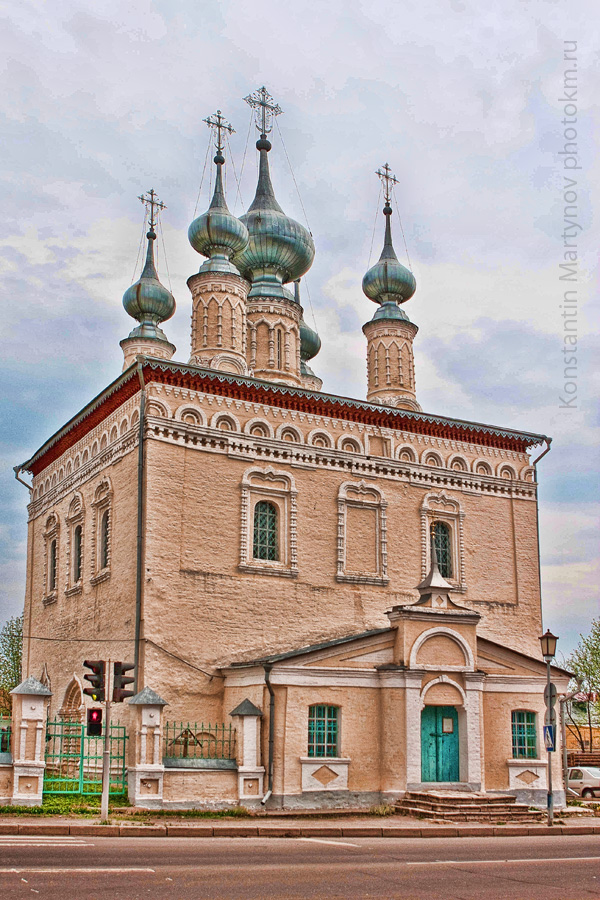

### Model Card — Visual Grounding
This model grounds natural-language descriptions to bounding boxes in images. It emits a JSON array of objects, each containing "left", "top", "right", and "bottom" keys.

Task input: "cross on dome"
[
  {"left": 244, "top": 86, "right": 282, "bottom": 136},
  {"left": 203, "top": 110, "right": 235, "bottom": 153},
  {"left": 138, "top": 188, "right": 166, "bottom": 232},
  {"left": 376, "top": 163, "right": 399, "bottom": 205}
]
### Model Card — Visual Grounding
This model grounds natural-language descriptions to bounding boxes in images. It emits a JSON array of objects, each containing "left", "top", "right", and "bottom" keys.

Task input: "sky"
[{"left": 1, "top": 0, "right": 598, "bottom": 662}]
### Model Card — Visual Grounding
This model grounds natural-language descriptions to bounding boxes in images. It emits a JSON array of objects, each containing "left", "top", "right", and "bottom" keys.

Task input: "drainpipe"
[
  {"left": 13, "top": 465, "right": 33, "bottom": 677},
  {"left": 133, "top": 360, "right": 146, "bottom": 693},
  {"left": 262, "top": 664, "right": 275, "bottom": 805},
  {"left": 531, "top": 438, "right": 552, "bottom": 629}
]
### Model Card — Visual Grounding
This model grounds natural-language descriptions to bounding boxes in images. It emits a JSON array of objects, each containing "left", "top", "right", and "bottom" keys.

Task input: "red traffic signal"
[
  {"left": 83, "top": 660, "right": 106, "bottom": 702},
  {"left": 113, "top": 661, "right": 135, "bottom": 703},
  {"left": 86, "top": 707, "right": 103, "bottom": 737}
]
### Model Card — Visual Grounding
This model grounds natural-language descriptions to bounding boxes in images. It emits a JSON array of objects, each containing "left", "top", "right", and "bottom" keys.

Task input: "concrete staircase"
[{"left": 395, "top": 791, "right": 545, "bottom": 822}]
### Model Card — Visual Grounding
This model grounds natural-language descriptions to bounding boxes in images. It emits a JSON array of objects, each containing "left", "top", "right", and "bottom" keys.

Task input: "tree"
[
  {"left": 567, "top": 618, "right": 600, "bottom": 751},
  {"left": 0, "top": 615, "right": 23, "bottom": 713}
]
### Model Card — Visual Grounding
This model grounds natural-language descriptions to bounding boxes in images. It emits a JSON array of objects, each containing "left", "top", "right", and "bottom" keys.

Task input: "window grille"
[
  {"left": 253, "top": 501, "right": 278, "bottom": 561},
  {"left": 511, "top": 710, "right": 537, "bottom": 759},
  {"left": 73, "top": 525, "right": 82, "bottom": 582},
  {"left": 431, "top": 521, "right": 452, "bottom": 579},
  {"left": 276, "top": 329, "right": 282, "bottom": 369},
  {"left": 308, "top": 705, "right": 339, "bottom": 758},
  {"left": 100, "top": 511, "right": 109, "bottom": 570},
  {"left": 163, "top": 722, "right": 236, "bottom": 760}
]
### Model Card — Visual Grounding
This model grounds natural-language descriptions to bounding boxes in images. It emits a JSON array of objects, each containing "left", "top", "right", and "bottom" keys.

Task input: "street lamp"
[{"left": 539, "top": 629, "right": 558, "bottom": 826}]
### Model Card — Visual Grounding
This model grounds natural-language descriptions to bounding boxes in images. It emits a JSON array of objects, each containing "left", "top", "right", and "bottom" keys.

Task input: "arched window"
[
  {"left": 100, "top": 510, "right": 110, "bottom": 570},
  {"left": 511, "top": 710, "right": 537, "bottom": 759},
  {"left": 431, "top": 521, "right": 452, "bottom": 579},
  {"left": 308, "top": 705, "right": 339, "bottom": 758},
  {"left": 276, "top": 329, "right": 283, "bottom": 369},
  {"left": 49, "top": 539, "right": 57, "bottom": 592},
  {"left": 253, "top": 501, "right": 278, "bottom": 561},
  {"left": 73, "top": 524, "right": 82, "bottom": 583}
]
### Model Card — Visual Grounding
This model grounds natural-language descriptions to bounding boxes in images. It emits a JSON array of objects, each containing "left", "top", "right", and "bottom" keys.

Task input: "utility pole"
[{"left": 101, "top": 659, "right": 112, "bottom": 822}]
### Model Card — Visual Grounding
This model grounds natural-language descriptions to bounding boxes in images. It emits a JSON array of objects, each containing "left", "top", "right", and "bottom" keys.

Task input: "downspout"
[
  {"left": 133, "top": 360, "right": 146, "bottom": 693},
  {"left": 262, "top": 664, "right": 275, "bottom": 805},
  {"left": 13, "top": 465, "right": 34, "bottom": 677},
  {"left": 532, "top": 438, "right": 552, "bottom": 630}
]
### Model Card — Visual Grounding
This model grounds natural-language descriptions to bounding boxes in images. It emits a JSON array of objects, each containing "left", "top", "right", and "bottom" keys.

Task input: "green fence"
[
  {"left": 44, "top": 719, "right": 127, "bottom": 795},
  {"left": 163, "top": 721, "right": 236, "bottom": 761}
]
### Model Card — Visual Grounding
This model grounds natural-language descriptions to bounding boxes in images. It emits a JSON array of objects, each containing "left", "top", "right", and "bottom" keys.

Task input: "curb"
[{"left": 1, "top": 822, "right": 598, "bottom": 838}]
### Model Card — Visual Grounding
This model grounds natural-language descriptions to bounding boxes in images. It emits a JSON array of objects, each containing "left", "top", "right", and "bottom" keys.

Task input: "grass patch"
[
  {"left": 127, "top": 806, "right": 251, "bottom": 819},
  {"left": 0, "top": 793, "right": 129, "bottom": 817},
  {"left": 368, "top": 804, "right": 396, "bottom": 817}
]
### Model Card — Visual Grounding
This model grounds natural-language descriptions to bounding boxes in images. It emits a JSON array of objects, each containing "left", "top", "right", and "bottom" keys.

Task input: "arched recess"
[
  {"left": 59, "top": 676, "right": 84, "bottom": 722},
  {"left": 244, "top": 417, "right": 275, "bottom": 439},
  {"left": 175, "top": 405, "right": 206, "bottom": 427},
  {"left": 276, "top": 424, "right": 303, "bottom": 443},
  {"left": 146, "top": 399, "right": 169, "bottom": 419},
  {"left": 420, "top": 675, "right": 466, "bottom": 706},
  {"left": 210, "top": 411, "right": 241, "bottom": 432},
  {"left": 410, "top": 627, "right": 474, "bottom": 670},
  {"left": 397, "top": 445, "right": 417, "bottom": 462},
  {"left": 307, "top": 428, "right": 332, "bottom": 449}
]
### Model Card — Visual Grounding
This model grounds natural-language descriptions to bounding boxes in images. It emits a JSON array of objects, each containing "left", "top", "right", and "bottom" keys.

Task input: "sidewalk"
[{"left": 0, "top": 815, "right": 598, "bottom": 839}]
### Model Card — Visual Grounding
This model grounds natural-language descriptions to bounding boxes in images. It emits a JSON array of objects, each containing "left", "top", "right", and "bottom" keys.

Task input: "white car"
[{"left": 567, "top": 766, "right": 600, "bottom": 799}]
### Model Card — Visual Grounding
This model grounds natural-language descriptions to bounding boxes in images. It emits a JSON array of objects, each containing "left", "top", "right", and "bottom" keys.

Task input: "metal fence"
[
  {"left": 163, "top": 721, "right": 236, "bottom": 760},
  {"left": 44, "top": 719, "right": 127, "bottom": 795}
]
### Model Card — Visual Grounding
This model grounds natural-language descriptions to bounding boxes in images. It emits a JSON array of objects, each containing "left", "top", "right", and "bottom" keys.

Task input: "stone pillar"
[
  {"left": 230, "top": 699, "right": 265, "bottom": 806},
  {"left": 363, "top": 314, "right": 421, "bottom": 411},
  {"left": 10, "top": 677, "right": 52, "bottom": 807},
  {"left": 120, "top": 335, "right": 175, "bottom": 372},
  {"left": 188, "top": 271, "right": 250, "bottom": 375},
  {"left": 404, "top": 672, "right": 424, "bottom": 789},
  {"left": 462, "top": 673, "right": 484, "bottom": 789},
  {"left": 246, "top": 295, "right": 303, "bottom": 386},
  {"left": 127, "top": 687, "right": 167, "bottom": 808}
]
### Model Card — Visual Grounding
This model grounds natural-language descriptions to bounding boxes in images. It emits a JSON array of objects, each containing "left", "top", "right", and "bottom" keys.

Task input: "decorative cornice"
[{"left": 20, "top": 357, "right": 550, "bottom": 476}]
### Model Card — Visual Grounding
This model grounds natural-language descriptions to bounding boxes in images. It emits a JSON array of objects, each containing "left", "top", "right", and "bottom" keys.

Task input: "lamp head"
[{"left": 539, "top": 629, "right": 558, "bottom": 660}]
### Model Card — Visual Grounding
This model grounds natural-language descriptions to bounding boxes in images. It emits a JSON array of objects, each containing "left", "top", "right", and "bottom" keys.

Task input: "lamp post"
[{"left": 540, "top": 629, "right": 558, "bottom": 827}]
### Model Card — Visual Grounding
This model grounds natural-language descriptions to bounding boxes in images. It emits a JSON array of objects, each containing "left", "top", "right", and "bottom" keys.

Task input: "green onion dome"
[
  {"left": 362, "top": 203, "right": 416, "bottom": 305},
  {"left": 188, "top": 153, "right": 249, "bottom": 275},
  {"left": 300, "top": 316, "right": 321, "bottom": 362},
  {"left": 232, "top": 138, "right": 315, "bottom": 297},
  {"left": 122, "top": 227, "right": 175, "bottom": 333}
]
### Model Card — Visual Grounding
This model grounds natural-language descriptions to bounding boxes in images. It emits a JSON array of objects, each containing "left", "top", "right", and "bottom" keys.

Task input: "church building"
[{"left": 14, "top": 88, "right": 568, "bottom": 811}]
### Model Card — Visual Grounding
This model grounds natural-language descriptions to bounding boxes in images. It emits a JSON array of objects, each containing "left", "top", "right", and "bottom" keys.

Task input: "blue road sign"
[{"left": 543, "top": 724, "right": 555, "bottom": 752}]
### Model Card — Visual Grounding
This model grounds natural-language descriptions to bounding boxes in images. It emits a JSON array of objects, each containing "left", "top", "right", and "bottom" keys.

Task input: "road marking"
[
  {"left": 405, "top": 856, "right": 600, "bottom": 866},
  {"left": 0, "top": 841, "right": 93, "bottom": 847},
  {"left": 298, "top": 838, "right": 360, "bottom": 848},
  {"left": 0, "top": 868, "right": 156, "bottom": 874}
]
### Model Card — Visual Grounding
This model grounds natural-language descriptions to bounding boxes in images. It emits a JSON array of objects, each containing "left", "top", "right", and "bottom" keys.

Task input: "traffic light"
[
  {"left": 86, "top": 707, "right": 103, "bottom": 737},
  {"left": 113, "top": 661, "right": 135, "bottom": 703},
  {"left": 83, "top": 660, "right": 106, "bottom": 702}
]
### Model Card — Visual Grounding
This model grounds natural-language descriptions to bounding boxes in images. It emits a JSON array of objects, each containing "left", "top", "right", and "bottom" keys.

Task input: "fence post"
[
  {"left": 10, "top": 677, "right": 52, "bottom": 807},
  {"left": 230, "top": 698, "right": 265, "bottom": 806},
  {"left": 127, "top": 687, "right": 167, "bottom": 808}
]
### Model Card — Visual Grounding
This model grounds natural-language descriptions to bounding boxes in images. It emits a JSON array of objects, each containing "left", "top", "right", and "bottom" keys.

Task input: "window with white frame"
[
  {"left": 239, "top": 466, "right": 298, "bottom": 577},
  {"left": 65, "top": 493, "right": 84, "bottom": 595},
  {"left": 308, "top": 705, "right": 340, "bottom": 758},
  {"left": 420, "top": 491, "right": 465, "bottom": 590},
  {"left": 511, "top": 710, "right": 537, "bottom": 759},
  {"left": 43, "top": 514, "right": 60, "bottom": 603},
  {"left": 90, "top": 477, "right": 112, "bottom": 584},
  {"left": 336, "top": 481, "right": 388, "bottom": 585}
]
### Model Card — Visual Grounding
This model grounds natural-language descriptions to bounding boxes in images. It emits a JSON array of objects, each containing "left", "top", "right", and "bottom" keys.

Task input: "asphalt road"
[{"left": 0, "top": 834, "right": 598, "bottom": 899}]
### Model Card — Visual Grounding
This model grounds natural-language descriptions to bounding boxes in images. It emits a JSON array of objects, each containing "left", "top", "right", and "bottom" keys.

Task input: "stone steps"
[{"left": 395, "top": 791, "right": 544, "bottom": 822}]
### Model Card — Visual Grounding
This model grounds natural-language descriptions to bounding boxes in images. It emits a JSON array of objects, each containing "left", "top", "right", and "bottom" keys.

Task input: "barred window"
[
  {"left": 308, "top": 705, "right": 339, "bottom": 758},
  {"left": 512, "top": 710, "right": 537, "bottom": 759},
  {"left": 431, "top": 520, "right": 452, "bottom": 579},
  {"left": 49, "top": 539, "right": 57, "bottom": 592},
  {"left": 73, "top": 525, "right": 82, "bottom": 583},
  {"left": 253, "top": 501, "right": 278, "bottom": 561},
  {"left": 100, "top": 510, "right": 110, "bottom": 570}
]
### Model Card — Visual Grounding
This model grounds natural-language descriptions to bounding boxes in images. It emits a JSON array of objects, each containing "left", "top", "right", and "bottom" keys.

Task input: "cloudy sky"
[{"left": 1, "top": 0, "right": 598, "bottom": 661}]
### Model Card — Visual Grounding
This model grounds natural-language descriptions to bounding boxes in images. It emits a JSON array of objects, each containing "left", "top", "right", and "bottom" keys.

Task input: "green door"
[{"left": 421, "top": 706, "right": 459, "bottom": 782}]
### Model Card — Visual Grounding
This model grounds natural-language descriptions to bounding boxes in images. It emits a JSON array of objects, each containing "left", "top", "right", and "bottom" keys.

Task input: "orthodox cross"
[
  {"left": 244, "top": 86, "right": 282, "bottom": 135},
  {"left": 376, "top": 163, "right": 399, "bottom": 204},
  {"left": 138, "top": 188, "right": 166, "bottom": 230},
  {"left": 203, "top": 109, "right": 235, "bottom": 153}
]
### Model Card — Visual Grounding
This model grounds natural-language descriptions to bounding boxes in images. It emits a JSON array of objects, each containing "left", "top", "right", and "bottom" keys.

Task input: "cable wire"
[
  {"left": 368, "top": 184, "right": 382, "bottom": 267},
  {"left": 192, "top": 137, "right": 212, "bottom": 219},
  {"left": 131, "top": 210, "right": 148, "bottom": 282},
  {"left": 275, "top": 119, "right": 312, "bottom": 234},
  {"left": 156, "top": 209, "right": 172, "bottom": 291},
  {"left": 225, "top": 131, "right": 245, "bottom": 212},
  {"left": 392, "top": 184, "right": 413, "bottom": 272}
]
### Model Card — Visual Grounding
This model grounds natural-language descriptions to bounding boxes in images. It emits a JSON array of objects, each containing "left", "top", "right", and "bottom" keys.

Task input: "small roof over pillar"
[
  {"left": 230, "top": 698, "right": 263, "bottom": 717},
  {"left": 128, "top": 686, "right": 168, "bottom": 706},
  {"left": 11, "top": 676, "right": 52, "bottom": 696}
]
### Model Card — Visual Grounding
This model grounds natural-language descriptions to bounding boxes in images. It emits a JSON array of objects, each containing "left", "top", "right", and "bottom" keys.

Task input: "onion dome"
[
  {"left": 188, "top": 150, "right": 249, "bottom": 275},
  {"left": 122, "top": 224, "right": 175, "bottom": 340},
  {"left": 362, "top": 201, "right": 416, "bottom": 307},
  {"left": 232, "top": 136, "right": 315, "bottom": 299}
]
